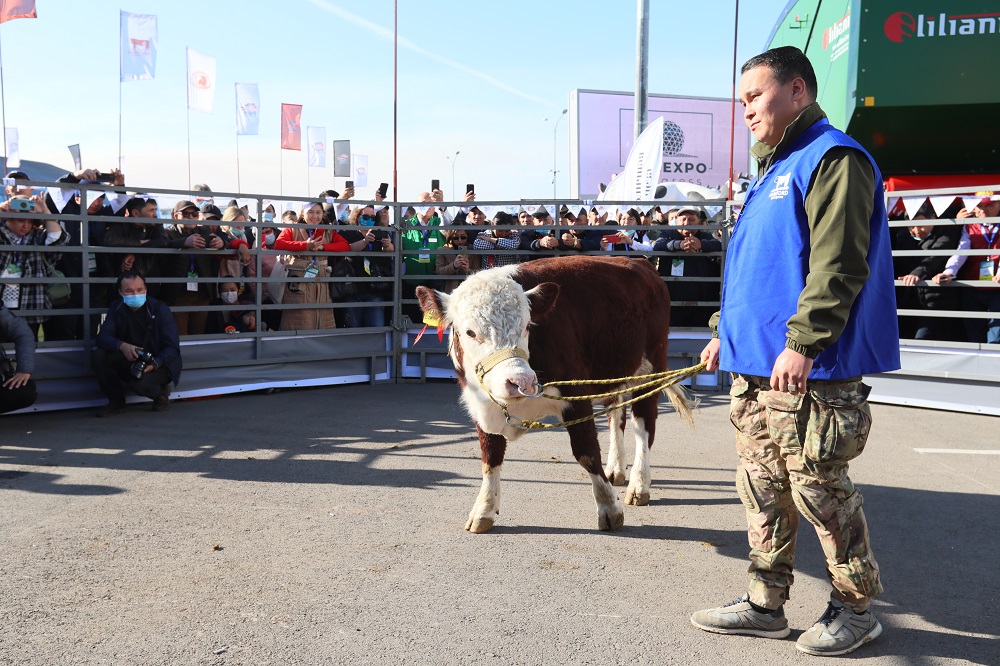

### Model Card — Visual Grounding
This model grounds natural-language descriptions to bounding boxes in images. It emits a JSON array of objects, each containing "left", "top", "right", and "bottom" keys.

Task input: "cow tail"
[{"left": 663, "top": 384, "right": 697, "bottom": 430}]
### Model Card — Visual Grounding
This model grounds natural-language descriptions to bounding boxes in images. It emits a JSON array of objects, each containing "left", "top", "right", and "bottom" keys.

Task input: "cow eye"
[{"left": 465, "top": 329, "right": 476, "bottom": 339}]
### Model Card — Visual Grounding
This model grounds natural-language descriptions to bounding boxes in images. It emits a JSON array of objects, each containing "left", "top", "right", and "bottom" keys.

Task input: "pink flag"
[
  {"left": 0, "top": 0, "right": 36, "bottom": 23},
  {"left": 281, "top": 104, "right": 302, "bottom": 151}
]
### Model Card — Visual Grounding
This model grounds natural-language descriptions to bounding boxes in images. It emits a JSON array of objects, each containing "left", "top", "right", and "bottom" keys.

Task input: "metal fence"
[{"left": 1, "top": 179, "right": 997, "bottom": 415}]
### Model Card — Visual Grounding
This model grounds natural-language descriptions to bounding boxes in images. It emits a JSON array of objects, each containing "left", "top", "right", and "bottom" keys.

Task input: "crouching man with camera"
[
  {"left": 0, "top": 303, "right": 38, "bottom": 414},
  {"left": 93, "top": 271, "right": 181, "bottom": 417}
]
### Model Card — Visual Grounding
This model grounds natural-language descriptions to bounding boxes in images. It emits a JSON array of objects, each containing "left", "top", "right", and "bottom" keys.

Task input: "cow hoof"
[
  {"left": 625, "top": 488, "right": 650, "bottom": 506},
  {"left": 465, "top": 514, "right": 495, "bottom": 533},
  {"left": 597, "top": 506, "right": 625, "bottom": 531},
  {"left": 604, "top": 467, "right": 627, "bottom": 486}
]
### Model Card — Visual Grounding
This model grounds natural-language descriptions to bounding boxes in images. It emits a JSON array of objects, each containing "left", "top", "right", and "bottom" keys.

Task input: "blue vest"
[{"left": 718, "top": 119, "right": 900, "bottom": 380}]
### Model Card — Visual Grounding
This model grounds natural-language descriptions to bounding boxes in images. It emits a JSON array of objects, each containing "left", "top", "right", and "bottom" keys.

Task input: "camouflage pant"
[{"left": 729, "top": 374, "right": 882, "bottom": 612}]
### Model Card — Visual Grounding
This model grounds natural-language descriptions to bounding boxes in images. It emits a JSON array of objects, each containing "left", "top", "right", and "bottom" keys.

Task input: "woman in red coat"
[{"left": 273, "top": 202, "right": 348, "bottom": 330}]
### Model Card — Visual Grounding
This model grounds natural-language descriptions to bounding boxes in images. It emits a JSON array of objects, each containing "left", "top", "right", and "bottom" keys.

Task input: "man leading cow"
[{"left": 692, "top": 46, "right": 899, "bottom": 657}]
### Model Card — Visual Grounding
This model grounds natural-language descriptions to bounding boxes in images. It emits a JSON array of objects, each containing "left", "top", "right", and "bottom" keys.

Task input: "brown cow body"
[{"left": 417, "top": 256, "right": 690, "bottom": 532}]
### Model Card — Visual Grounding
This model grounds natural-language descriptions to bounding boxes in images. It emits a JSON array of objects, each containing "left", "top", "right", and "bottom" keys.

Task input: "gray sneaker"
[
  {"left": 796, "top": 600, "right": 883, "bottom": 656},
  {"left": 690, "top": 595, "right": 791, "bottom": 639}
]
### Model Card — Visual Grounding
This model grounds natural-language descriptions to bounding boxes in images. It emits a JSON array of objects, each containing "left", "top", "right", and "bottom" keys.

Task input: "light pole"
[
  {"left": 545, "top": 109, "right": 567, "bottom": 200},
  {"left": 445, "top": 150, "right": 460, "bottom": 199}
]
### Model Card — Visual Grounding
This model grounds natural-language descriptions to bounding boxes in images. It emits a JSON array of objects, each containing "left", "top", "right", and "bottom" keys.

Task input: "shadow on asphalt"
[{"left": 2, "top": 384, "right": 998, "bottom": 663}]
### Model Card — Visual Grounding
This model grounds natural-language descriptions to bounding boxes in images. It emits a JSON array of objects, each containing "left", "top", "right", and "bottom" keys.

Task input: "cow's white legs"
[
  {"left": 625, "top": 415, "right": 652, "bottom": 506},
  {"left": 466, "top": 464, "right": 501, "bottom": 533},
  {"left": 589, "top": 472, "right": 625, "bottom": 531},
  {"left": 603, "top": 405, "right": 628, "bottom": 486}
]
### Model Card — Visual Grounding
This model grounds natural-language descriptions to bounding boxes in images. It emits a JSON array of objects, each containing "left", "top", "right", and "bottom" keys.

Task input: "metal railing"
[
  {"left": 0, "top": 181, "right": 728, "bottom": 409},
  {"left": 2, "top": 177, "right": 997, "bottom": 414}
]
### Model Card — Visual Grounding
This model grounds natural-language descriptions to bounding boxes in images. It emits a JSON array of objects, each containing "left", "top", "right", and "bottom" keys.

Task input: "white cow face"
[{"left": 416, "top": 267, "right": 558, "bottom": 402}]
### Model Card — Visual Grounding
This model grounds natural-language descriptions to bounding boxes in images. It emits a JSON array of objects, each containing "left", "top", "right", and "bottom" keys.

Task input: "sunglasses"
[
  {"left": 453, "top": 234, "right": 469, "bottom": 240},
  {"left": 180, "top": 210, "right": 199, "bottom": 219}
]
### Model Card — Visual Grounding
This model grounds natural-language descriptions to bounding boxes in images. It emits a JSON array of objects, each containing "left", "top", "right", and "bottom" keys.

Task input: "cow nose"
[{"left": 505, "top": 373, "right": 538, "bottom": 398}]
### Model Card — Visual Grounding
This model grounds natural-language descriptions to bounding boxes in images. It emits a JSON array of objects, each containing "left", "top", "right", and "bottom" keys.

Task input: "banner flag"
[
  {"left": 235, "top": 83, "right": 260, "bottom": 135},
  {"left": 68, "top": 144, "right": 81, "bottom": 170},
  {"left": 353, "top": 154, "right": 368, "bottom": 187},
  {"left": 901, "top": 196, "right": 928, "bottom": 221},
  {"left": 929, "top": 196, "right": 957, "bottom": 218},
  {"left": 120, "top": 11, "right": 157, "bottom": 81},
  {"left": 620, "top": 116, "right": 664, "bottom": 203},
  {"left": 333, "top": 140, "right": 351, "bottom": 177},
  {"left": 307, "top": 127, "right": 326, "bottom": 166},
  {"left": 186, "top": 48, "right": 216, "bottom": 113},
  {"left": 5, "top": 128, "right": 19, "bottom": 168},
  {"left": 962, "top": 196, "right": 982, "bottom": 212},
  {"left": 0, "top": 0, "right": 35, "bottom": 23},
  {"left": 281, "top": 104, "right": 302, "bottom": 150}
]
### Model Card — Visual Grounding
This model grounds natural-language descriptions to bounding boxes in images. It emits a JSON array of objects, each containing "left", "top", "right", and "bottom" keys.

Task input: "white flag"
[
  {"left": 120, "top": 11, "right": 157, "bottom": 82},
  {"left": 901, "top": 196, "right": 927, "bottom": 221},
  {"left": 5, "top": 128, "right": 19, "bottom": 168},
  {"left": 307, "top": 127, "right": 326, "bottom": 167},
  {"left": 186, "top": 48, "right": 216, "bottom": 113},
  {"left": 929, "top": 196, "right": 957, "bottom": 217},
  {"left": 235, "top": 83, "right": 259, "bottom": 135},
  {"left": 68, "top": 144, "right": 81, "bottom": 170},
  {"left": 353, "top": 154, "right": 368, "bottom": 187},
  {"left": 619, "top": 116, "right": 664, "bottom": 204}
]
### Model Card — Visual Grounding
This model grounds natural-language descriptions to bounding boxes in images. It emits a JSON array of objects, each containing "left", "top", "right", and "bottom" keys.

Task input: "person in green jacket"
[{"left": 401, "top": 190, "right": 450, "bottom": 321}]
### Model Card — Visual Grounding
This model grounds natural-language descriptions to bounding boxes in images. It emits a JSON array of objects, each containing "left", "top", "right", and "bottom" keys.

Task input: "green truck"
[{"left": 766, "top": 0, "right": 1000, "bottom": 181}]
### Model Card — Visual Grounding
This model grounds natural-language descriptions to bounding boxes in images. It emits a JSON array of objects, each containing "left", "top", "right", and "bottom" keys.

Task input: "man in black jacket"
[
  {"left": 162, "top": 199, "right": 226, "bottom": 335},
  {"left": 892, "top": 205, "right": 960, "bottom": 340},
  {"left": 102, "top": 196, "right": 168, "bottom": 294},
  {"left": 0, "top": 304, "right": 37, "bottom": 414},
  {"left": 93, "top": 272, "right": 181, "bottom": 417},
  {"left": 652, "top": 206, "right": 722, "bottom": 327},
  {"left": 43, "top": 167, "right": 127, "bottom": 341}
]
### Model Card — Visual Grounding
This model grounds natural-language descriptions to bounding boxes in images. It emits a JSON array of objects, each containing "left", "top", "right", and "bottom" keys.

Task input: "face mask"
[
  {"left": 262, "top": 212, "right": 275, "bottom": 224},
  {"left": 264, "top": 232, "right": 276, "bottom": 246},
  {"left": 359, "top": 215, "right": 375, "bottom": 226},
  {"left": 122, "top": 293, "right": 146, "bottom": 309},
  {"left": 910, "top": 233, "right": 923, "bottom": 241},
  {"left": 220, "top": 290, "right": 238, "bottom": 304},
  {"left": 228, "top": 227, "right": 244, "bottom": 238}
]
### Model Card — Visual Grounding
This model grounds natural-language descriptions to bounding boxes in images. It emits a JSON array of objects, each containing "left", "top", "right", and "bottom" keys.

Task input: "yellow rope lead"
[{"left": 503, "top": 362, "right": 707, "bottom": 431}]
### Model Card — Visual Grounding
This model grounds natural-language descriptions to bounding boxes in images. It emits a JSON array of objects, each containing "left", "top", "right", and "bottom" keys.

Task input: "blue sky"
[{"left": 0, "top": 0, "right": 790, "bottom": 200}]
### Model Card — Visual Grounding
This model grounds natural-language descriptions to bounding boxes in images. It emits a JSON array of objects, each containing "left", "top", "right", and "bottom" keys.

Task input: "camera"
[
  {"left": 130, "top": 349, "right": 156, "bottom": 379},
  {"left": 9, "top": 199, "right": 36, "bottom": 212},
  {"left": 0, "top": 356, "right": 16, "bottom": 382}
]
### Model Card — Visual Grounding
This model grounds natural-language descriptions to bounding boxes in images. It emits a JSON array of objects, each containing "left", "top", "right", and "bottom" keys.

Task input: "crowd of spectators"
[
  {"left": 891, "top": 193, "right": 1000, "bottom": 344},
  {"left": 1, "top": 167, "right": 997, "bottom": 415}
]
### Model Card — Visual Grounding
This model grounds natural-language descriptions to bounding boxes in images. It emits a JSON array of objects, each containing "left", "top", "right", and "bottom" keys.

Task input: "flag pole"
[
  {"left": 118, "top": 12, "right": 123, "bottom": 172},
  {"left": 727, "top": 0, "right": 740, "bottom": 202},
  {"left": 280, "top": 149, "right": 284, "bottom": 196},
  {"left": 0, "top": 29, "right": 7, "bottom": 176},
  {"left": 236, "top": 134, "right": 242, "bottom": 194},
  {"left": 392, "top": 0, "right": 398, "bottom": 200},
  {"left": 185, "top": 49, "right": 192, "bottom": 190},
  {"left": 234, "top": 84, "right": 241, "bottom": 193},
  {"left": 307, "top": 165, "right": 312, "bottom": 198},
  {"left": 186, "top": 106, "right": 192, "bottom": 190}
]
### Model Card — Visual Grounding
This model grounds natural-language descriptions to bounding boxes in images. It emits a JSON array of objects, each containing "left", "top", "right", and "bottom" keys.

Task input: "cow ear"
[
  {"left": 525, "top": 282, "right": 559, "bottom": 322},
  {"left": 415, "top": 286, "right": 449, "bottom": 321}
]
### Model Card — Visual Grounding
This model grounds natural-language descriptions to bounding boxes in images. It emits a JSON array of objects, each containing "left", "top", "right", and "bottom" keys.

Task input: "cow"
[{"left": 415, "top": 255, "right": 693, "bottom": 533}]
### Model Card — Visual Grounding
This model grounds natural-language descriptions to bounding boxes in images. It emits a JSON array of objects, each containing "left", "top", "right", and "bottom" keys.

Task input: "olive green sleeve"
[
  {"left": 709, "top": 310, "right": 720, "bottom": 338},
  {"left": 785, "top": 148, "right": 875, "bottom": 358}
]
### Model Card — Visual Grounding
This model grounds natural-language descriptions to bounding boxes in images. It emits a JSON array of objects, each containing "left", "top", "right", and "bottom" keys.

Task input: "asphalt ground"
[{"left": 0, "top": 382, "right": 997, "bottom": 665}]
